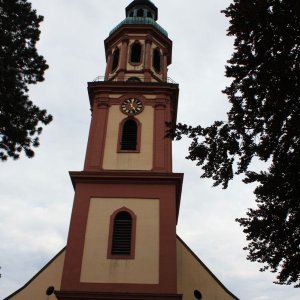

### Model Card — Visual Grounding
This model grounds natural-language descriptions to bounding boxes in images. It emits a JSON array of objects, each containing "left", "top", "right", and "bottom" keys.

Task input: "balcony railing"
[{"left": 92, "top": 75, "right": 177, "bottom": 84}]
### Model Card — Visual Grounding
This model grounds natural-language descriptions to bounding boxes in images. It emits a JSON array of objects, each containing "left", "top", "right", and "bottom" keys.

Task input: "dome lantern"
[{"left": 126, "top": 0, "right": 158, "bottom": 20}]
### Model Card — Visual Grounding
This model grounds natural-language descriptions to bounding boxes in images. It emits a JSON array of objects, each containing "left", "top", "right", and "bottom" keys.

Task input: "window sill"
[
  {"left": 107, "top": 254, "right": 135, "bottom": 260},
  {"left": 118, "top": 150, "right": 140, "bottom": 153}
]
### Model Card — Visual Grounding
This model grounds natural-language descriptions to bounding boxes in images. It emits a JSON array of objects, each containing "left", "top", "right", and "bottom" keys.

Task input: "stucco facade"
[
  {"left": 5, "top": 250, "right": 65, "bottom": 300},
  {"left": 5, "top": 237, "right": 238, "bottom": 300},
  {"left": 102, "top": 105, "right": 154, "bottom": 170},
  {"left": 81, "top": 197, "right": 159, "bottom": 284}
]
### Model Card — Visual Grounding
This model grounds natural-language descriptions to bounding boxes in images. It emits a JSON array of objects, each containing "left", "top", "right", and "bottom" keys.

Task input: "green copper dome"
[{"left": 109, "top": 17, "right": 168, "bottom": 37}]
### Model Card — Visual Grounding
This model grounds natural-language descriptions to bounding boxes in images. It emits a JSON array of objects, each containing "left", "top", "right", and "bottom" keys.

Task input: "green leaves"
[
  {"left": 239, "top": 151, "right": 300, "bottom": 286},
  {"left": 0, "top": 0, "right": 52, "bottom": 160},
  {"left": 175, "top": 0, "right": 300, "bottom": 286}
]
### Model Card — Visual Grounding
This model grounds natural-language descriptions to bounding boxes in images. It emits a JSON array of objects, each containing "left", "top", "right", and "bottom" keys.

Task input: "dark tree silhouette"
[
  {"left": 173, "top": 0, "right": 300, "bottom": 287},
  {"left": 0, "top": 0, "right": 52, "bottom": 161}
]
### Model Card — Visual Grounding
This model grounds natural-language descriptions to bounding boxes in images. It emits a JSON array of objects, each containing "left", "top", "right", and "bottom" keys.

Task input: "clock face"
[{"left": 121, "top": 98, "right": 144, "bottom": 115}]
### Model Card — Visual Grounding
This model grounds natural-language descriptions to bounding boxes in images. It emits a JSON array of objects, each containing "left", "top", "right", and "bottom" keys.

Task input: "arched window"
[
  {"left": 153, "top": 48, "right": 161, "bottom": 73},
  {"left": 137, "top": 8, "right": 144, "bottom": 17},
  {"left": 120, "top": 119, "right": 138, "bottom": 151},
  {"left": 130, "top": 42, "right": 142, "bottom": 64},
  {"left": 107, "top": 208, "right": 136, "bottom": 259},
  {"left": 147, "top": 11, "right": 153, "bottom": 18},
  {"left": 111, "top": 48, "right": 120, "bottom": 72},
  {"left": 111, "top": 211, "right": 132, "bottom": 255}
]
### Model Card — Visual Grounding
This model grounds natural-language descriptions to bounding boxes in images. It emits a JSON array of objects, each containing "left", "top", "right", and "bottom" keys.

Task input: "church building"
[{"left": 5, "top": 1, "right": 239, "bottom": 299}]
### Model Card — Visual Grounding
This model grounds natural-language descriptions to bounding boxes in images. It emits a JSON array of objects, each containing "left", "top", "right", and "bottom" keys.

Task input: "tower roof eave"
[
  {"left": 69, "top": 171, "right": 184, "bottom": 223},
  {"left": 87, "top": 81, "right": 179, "bottom": 124},
  {"left": 109, "top": 17, "right": 168, "bottom": 37}
]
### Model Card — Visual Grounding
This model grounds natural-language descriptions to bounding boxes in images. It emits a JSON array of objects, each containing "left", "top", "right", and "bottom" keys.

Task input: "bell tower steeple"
[
  {"left": 83, "top": 0, "right": 178, "bottom": 174},
  {"left": 104, "top": 0, "right": 171, "bottom": 83},
  {"left": 5, "top": 2, "right": 240, "bottom": 300},
  {"left": 56, "top": 1, "right": 183, "bottom": 299}
]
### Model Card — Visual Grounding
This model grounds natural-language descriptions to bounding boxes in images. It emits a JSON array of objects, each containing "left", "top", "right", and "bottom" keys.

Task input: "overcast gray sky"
[{"left": 0, "top": 1, "right": 299, "bottom": 299}]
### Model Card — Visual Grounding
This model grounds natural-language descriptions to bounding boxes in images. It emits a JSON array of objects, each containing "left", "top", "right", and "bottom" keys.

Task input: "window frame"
[
  {"left": 137, "top": 8, "right": 144, "bottom": 17},
  {"left": 111, "top": 47, "right": 120, "bottom": 73},
  {"left": 152, "top": 47, "right": 162, "bottom": 74},
  {"left": 107, "top": 207, "right": 137, "bottom": 259},
  {"left": 117, "top": 117, "right": 142, "bottom": 153},
  {"left": 147, "top": 11, "right": 153, "bottom": 18},
  {"left": 129, "top": 41, "right": 143, "bottom": 65}
]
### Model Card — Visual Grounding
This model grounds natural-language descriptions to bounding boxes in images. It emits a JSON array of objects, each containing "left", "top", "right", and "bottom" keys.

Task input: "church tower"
[
  {"left": 5, "top": 1, "right": 239, "bottom": 300},
  {"left": 56, "top": 0, "right": 183, "bottom": 299}
]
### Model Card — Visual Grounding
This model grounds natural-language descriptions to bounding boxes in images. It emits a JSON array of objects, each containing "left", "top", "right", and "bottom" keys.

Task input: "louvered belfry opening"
[
  {"left": 153, "top": 48, "right": 161, "bottom": 73},
  {"left": 131, "top": 42, "right": 142, "bottom": 63},
  {"left": 111, "top": 211, "right": 132, "bottom": 255},
  {"left": 111, "top": 48, "right": 120, "bottom": 72},
  {"left": 121, "top": 119, "right": 137, "bottom": 150}
]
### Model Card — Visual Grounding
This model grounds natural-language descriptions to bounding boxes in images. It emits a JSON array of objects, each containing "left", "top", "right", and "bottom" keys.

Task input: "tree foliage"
[
  {"left": 0, "top": 0, "right": 52, "bottom": 161},
  {"left": 173, "top": 0, "right": 300, "bottom": 287}
]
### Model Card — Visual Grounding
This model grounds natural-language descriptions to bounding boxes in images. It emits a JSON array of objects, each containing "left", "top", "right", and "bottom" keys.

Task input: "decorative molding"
[
  {"left": 68, "top": 171, "right": 183, "bottom": 221},
  {"left": 95, "top": 99, "right": 110, "bottom": 108},
  {"left": 154, "top": 102, "right": 166, "bottom": 109},
  {"left": 117, "top": 116, "right": 142, "bottom": 153},
  {"left": 107, "top": 48, "right": 112, "bottom": 56},
  {"left": 122, "top": 35, "right": 130, "bottom": 43},
  {"left": 107, "top": 207, "right": 137, "bottom": 259},
  {"left": 145, "top": 35, "right": 153, "bottom": 44},
  {"left": 55, "top": 291, "right": 183, "bottom": 300}
]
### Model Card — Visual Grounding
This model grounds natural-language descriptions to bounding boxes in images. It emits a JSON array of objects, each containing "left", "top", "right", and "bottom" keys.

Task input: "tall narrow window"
[
  {"left": 153, "top": 48, "right": 161, "bottom": 73},
  {"left": 137, "top": 8, "right": 144, "bottom": 17},
  {"left": 131, "top": 42, "right": 142, "bottom": 64},
  {"left": 147, "top": 11, "right": 153, "bottom": 18},
  {"left": 111, "top": 211, "right": 132, "bottom": 255},
  {"left": 120, "top": 119, "right": 138, "bottom": 150},
  {"left": 107, "top": 208, "right": 136, "bottom": 259},
  {"left": 111, "top": 48, "right": 120, "bottom": 72}
]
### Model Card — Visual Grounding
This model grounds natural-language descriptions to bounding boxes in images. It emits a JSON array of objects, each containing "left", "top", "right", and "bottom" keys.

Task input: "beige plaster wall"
[
  {"left": 81, "top": 197, "right": 159, "bottom": 284},
  {"left": 6, "top": 250, "right": 65, "bottom": 300},
  {"left": 177, "top": 238, "right": 237, "bottom": 300},
  {"left": 5, "top": 234, "right": 237, "bottom": 299},
  {"left": 102, "top": 105, "right": 154, "bottom": 170}
]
